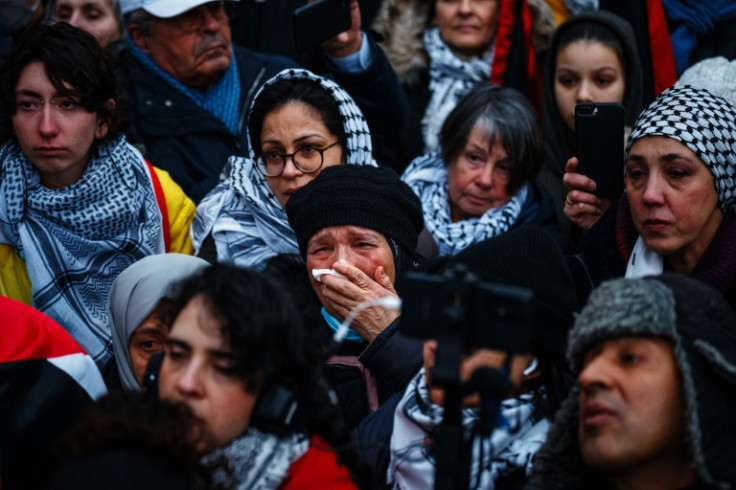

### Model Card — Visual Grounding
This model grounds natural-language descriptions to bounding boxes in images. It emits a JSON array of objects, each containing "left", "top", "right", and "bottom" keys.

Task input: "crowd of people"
[{"left": 1, "top": 0, "right": 735, "bottom": 489}]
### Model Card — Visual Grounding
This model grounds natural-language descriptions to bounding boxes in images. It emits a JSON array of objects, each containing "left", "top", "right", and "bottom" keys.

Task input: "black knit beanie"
[
  {"left": 447, "top": 226, "right": 577, "bottom": 367},
  {"left": 285, "top": 165, "right": 424, "bottom": 259},
  {"left": 532, "top": 274, "right": 736, "bottom": 489}
]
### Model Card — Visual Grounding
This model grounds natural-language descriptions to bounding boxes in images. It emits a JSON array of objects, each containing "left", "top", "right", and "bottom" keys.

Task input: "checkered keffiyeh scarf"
[
  {"left": 401, "top": 152, "right": 528, "bottom": 256},
  {"left": 626, "top": 85, "right": 736, "bottom": 212},
  {"left": 191, "top": 69, "right": 376, "bottom": 270},
  {"left": 0, "top": 135, "right": 164, "bottom": 365},
  {"left": 421, "top": 27, "right": 494, "bottom": 154}
]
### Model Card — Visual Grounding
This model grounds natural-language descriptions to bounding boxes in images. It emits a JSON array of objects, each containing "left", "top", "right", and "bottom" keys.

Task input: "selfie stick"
[{"left": 433, "top": 267, "right": 474, "bottom": 490}]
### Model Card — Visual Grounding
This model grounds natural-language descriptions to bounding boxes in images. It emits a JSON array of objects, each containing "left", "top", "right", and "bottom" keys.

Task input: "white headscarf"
[{"left": 108, "top": 253, "right": 209, "bottom": 390}]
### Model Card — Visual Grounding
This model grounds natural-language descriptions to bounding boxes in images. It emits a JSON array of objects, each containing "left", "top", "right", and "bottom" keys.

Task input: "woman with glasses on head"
[{"left": 192, "top": 68, "right": 375, "bottom": 269}]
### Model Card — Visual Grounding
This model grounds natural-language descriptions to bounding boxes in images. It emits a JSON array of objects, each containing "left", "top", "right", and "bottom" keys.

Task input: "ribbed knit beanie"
[
  {"left": 626, "top": 85, "right": 736, "bottom": 212},
  {"left": 285, "top": 165, "right": 424, "bottom": 258},
  {"left": 565, "top": 274, "right": 736, "bottom": 488},
  {"left": 448, "top": 226, "right": 576, "bottom": 367}
]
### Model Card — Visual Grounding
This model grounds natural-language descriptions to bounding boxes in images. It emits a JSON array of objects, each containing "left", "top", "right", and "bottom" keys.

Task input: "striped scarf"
[{"left": 0, "top": 135, "right": 164, "bottom": 365}]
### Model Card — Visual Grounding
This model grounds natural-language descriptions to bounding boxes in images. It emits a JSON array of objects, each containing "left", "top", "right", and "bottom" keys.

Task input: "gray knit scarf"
[{"left": 421, "top": 27, "right": 494, "bottom": 154}]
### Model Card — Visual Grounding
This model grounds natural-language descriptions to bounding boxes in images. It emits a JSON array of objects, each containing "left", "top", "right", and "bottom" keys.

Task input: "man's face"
[
  {"left": 130, "top": 2, "right": 232, "bottom": 90},
  {"left": 577, "top": 337, "right": 691, "bottom": 475}
]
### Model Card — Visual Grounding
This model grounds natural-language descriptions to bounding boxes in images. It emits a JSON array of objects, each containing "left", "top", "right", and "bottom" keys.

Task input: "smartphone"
[
  {"left": 575, "top": 102, "right": 625, "bottom": 198},
  {"left": 293, "top": 0, "right": 352, "bottom": 52}
]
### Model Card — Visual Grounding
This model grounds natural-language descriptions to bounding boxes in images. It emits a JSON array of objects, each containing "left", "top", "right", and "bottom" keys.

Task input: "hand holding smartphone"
[
  {"left": 293, "top": 0, "right": 352, "bottom": 52},
  {"left": 575, "top": 102, "right": 625, "bottom": 198}
]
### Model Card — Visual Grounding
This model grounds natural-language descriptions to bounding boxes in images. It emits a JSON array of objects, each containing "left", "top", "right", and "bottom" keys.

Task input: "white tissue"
[{"left": 312, "top": 268, "right": 347, "bottom": 282}]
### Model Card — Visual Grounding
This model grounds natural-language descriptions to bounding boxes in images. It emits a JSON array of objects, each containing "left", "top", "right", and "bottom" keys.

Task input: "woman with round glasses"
[{"left": 191, "top": 68, "right": 376, "bottom": 269}]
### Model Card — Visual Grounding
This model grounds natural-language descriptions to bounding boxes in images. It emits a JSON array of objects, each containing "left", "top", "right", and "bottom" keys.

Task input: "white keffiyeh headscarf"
[
  {"left": 0, "top": 135, "right": 165, "bottom": 365},
  {"left": 421, "top": 27, "right": 494, "bottom": 154},
  {"left": 402, "top": 153, "right": 529, "bottom": 256},
  {"left": 191, "top": 69, "right": 376, "bottom": 270},
  {"left": 388, "top": 369, "right": 549, "bottom": 490}
]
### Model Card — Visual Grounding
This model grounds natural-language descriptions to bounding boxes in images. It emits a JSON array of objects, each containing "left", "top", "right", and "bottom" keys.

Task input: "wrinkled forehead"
[{"left": 308, "top": 224, "right": 386, "bottom": 245}]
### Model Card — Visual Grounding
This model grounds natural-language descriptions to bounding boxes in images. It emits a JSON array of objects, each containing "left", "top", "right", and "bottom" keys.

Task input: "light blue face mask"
[{"left": 321, "top": 307, "right": 364, "bottom": 342}]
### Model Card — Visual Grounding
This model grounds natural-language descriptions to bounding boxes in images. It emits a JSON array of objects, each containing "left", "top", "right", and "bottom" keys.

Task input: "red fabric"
[
  {"left": 0, "top": 296, "right": 86, "bottom": 362},
  {"left": 280, "top": 436, "right": 358, "bottom": 490},
  {"left": 490, "top": 0, "right": 535, "bottom": 86},
  {"left": 145, "top": 160, "right": 171, "bottom": 252},
  {"left": 646, "top": 0, "right": 677, "bottom": 96}
]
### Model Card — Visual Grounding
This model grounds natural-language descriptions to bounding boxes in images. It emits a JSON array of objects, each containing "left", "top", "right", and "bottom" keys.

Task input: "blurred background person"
[
  {"left": 48, "top": 0, "right": 125, "bottom": 54},
  {"left": 372, "top": 0, "right": 555, "bottom": 171}
]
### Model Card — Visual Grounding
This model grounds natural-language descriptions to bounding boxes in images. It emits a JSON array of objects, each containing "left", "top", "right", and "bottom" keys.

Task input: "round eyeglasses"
[{"left": 255, "top": 140, "right": 343, "bottom": 177}]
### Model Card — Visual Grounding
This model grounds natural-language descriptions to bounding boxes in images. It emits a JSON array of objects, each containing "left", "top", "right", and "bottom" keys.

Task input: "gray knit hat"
[
  {"left": 676, "top": 57, "right": 736, "bottom": 108},
  {"left": 626, "top": 86, "right": 736, "bottom": 212},
  {"left": 531, "top": 274, "right": 736, "bottom": 489}
]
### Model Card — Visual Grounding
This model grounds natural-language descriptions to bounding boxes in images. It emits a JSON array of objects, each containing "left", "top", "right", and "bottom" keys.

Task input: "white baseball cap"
[{"left": 119, "top": 0, "right": 239, "bottom": 18}]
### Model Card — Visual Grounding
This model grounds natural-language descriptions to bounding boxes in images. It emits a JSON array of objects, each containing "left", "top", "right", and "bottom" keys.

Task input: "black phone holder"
[{"left": 399, "top": 264, "right": 534, "bottom": 490}]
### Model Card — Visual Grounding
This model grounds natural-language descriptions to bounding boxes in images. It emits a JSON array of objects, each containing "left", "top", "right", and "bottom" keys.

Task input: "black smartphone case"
[
  {"left": 575, "top": 102, "right": 625, "bottom": 198},
  {"left": 293, "top": 0, "right": 352, "bottom": 52}
]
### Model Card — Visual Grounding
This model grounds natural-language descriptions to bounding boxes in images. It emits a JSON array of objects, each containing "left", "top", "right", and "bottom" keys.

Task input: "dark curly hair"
[
  {"left": 47, "top": 392, "right": 218, "bottom": 490},
  {"left": 0, "top": 22, "right": 126, "bottom": 144}
]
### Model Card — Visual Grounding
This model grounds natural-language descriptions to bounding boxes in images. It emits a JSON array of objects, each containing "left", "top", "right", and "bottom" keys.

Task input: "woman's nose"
[{"left": 576, "top": 80, "right": 595, "bottom": 104}]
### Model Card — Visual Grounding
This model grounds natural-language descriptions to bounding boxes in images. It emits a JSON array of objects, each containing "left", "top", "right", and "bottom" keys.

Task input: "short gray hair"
[{"left": 439, "top": 84, "right": 545, "bottom": 195}]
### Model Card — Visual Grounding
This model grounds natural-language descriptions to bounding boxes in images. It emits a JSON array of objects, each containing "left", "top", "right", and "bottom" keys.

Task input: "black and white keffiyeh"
[
  {"left": 624, "top": 85, "right": 736, "bottom": 278},
  {"left": 204, "top": 428, "right": 310, "bottom": 490},
  {"left": 421, "top": 27, "right": 494, "bottom": 154},
  {"left": 0, "top": 135, "right": 164, "bottom": 364},
  {"left": 626, "top": 85, "right": 736, "bottom": 212},
  {"left": 191, "top": 68, "right": 376, "bottom": 270},
  {"left": 388, "top": 369, "right": 549, "bottom": 490},
  {"left": 402, "top": 153, "right": 528, "bottom": 256}
]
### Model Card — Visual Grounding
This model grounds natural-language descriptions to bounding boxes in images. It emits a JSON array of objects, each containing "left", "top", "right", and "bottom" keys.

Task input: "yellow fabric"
[
  {"left": 152, "top": 166, "right": 195, "bottom": 255},
  {"left": 0, "top": 166, "right": 195, "bottom": 305},
  {"left": 544, "top": 0, "right": 570, "bottom": 25},
  {"left": 0, "top": 244, "right": 32, "bottom": 304}
]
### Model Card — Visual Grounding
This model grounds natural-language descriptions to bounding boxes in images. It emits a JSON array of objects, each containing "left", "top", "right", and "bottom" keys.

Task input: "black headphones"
[{"left": 250, "top": 383, "right": 304, "bottom": 437}]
